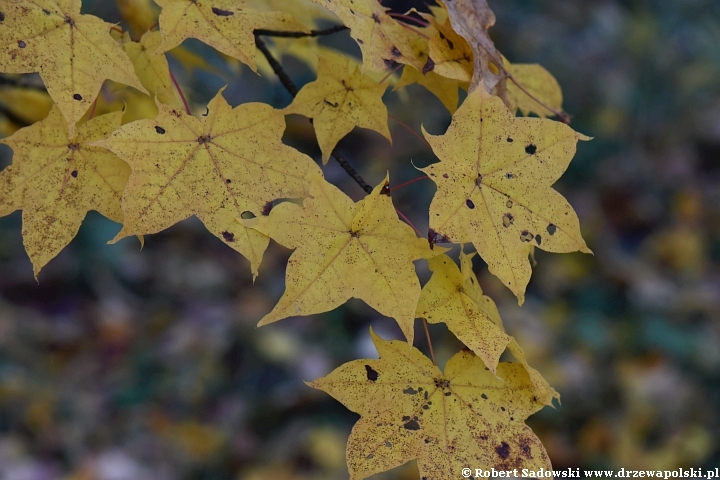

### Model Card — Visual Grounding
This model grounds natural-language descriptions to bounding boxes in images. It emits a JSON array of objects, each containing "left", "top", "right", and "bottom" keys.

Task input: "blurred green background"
[{"left": 1, "top": 0, "right": 719, "bottom": 478}]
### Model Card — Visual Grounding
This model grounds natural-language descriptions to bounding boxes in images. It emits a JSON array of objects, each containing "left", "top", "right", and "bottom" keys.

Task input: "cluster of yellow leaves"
[{"left": 0, "top": 0, "right": 590, "bottom": 478}]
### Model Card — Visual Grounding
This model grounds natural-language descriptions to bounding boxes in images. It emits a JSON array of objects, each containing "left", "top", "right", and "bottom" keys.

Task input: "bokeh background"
[{"left": 1, "top": 0, "right": 719, "bottom": 478}]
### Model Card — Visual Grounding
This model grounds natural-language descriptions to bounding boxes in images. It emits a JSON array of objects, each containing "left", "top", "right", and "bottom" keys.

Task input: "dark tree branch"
[
  {"left": 0, "top": 104, "right": 31, "bottom": 128},
  {"left": 254, "top": 35, "right": 299, "bottom": 96},
  {"left": 254, "top": 33, "right": 373, "bottom": 194},
  {"left": 0, "top": 75, "right": 46, "bottom": 91},
  {"left": 332, "top": 151, "right": 373, "bottom": 194},
  {"left": 254, "top": 25, "right": 348, "bottom": 38}
]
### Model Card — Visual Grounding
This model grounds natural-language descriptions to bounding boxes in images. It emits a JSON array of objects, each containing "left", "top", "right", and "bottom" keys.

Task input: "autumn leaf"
[
  {"left": 505, "top": 59, "right": 564, "bottom": 118},
  {"left": 396, "top": 64, "right": 460, "bottom": 114},
  {"left": 416, "top": 251, "right": 510, "bottom": 372},
  {"left": 421, "top": 88, "right": 591, "bottom": 303},
  {"left": 0, "top": 0, "right": 146, "bottom": 130},
  {"left": 425, "top": 15, "right": 472, "bottom": 83},
  {"left": 0, "top": 106, "right": 128, "bottom": 276},
  {"left": 242, "top": 175, "right": 436, "bottom": 344},
  {"left": 308, "top": 0, "right": 424, "bottom": 73},
  {"left": 394, "top": 16, "right": 461, "bottom": 114},
  {"left": 308, "top": 329, "right": 553, "bottom": 479},
  {"left": 285, "top": 52, "right": 390, "bottom": 163},
  {"left": 94, "top": 90, "right": 322, "bottom": 276},
  {"left": 438, "top": 0, "right": 505, "bottom": 94},
  {"left": 506, "top": 338, "right": 560, "bottom": 407},
  {"left": 154, "top": 0, "right": 303, "bottom": 71},
  {"left": 123, "top": 31, "right": 182, "bottom": 108}
]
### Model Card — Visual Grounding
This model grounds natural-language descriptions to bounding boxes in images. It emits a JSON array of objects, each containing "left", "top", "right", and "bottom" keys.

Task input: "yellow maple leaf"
[
  {"left": 123, "top": 31, "right": 182, "bottom": 108},
  {"left": 505, "top": 59, "right": 564, "bottom": 118},
  {"left": 94, "top": 90, "right": 322, "bottom": 276},
  {"left": 425, "top": 16, "right": 472, "bottom": 83},
  {"left": 308, "top": 0, "right": 424, "bottom": 73},
  {"left": 242, "top": 175, "right": 436, "bottom": 344},
  {"left": 416, "top": 252, "right": 510, "bottom": 372},
  {"left": 308, "top": 329, "right": 554, "bottom": 479},
  {"left": 394, "top": 17, "right": 461, "bottom": 114},
  {"left": 396, "top": 65, "right": 460, "bottom": 114},
  {"left": 506, "top": 338, "right": 560, "bottom": 407},
  {"left": 0, "top": 0, "right": 146, "bottom": 131},
  {"left": 421, "top": 88, "right": 591, "bottom": 304},
  {"left": 154, "top": 0, "right": 303, "bottom": 71},
  {"left": 248, "top": 0, "right": 337, "bottom": 30},
  {"left": 285, "top": 52, "right": 390, "bottom": 164},
  {"left": 0, "top": 106, "right": 128, "bottom": 276}
]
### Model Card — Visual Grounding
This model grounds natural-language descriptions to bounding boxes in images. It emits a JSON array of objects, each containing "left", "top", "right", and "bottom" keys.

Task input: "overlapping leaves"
[
  {"left": 0, "top": 1, "right": 590, "bottom": 479},
  {"left": 309, "top": 330, "right": 554, "bottom": 479}
]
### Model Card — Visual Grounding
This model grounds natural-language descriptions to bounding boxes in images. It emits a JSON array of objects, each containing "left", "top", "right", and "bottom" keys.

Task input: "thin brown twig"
[
  {"left": 388, "top": 12, "right": 429, "bottom": 28},
  {"left": 422, "top": 319, "right": 437, "bottom": 366},
  {"left": 506, "top": 73, "right": 570, "bottom": 124},
  {"left": 389, "top": 175, "right": 428, "bottom": 192},
  {"left": 394, "top": 207, "right": 422, "bottom": 237},
  {"left": 388, "top": 115, "right": 432, "bottom": 149},
  {"left": 254, "top": 36, "right": 299, "bottom": 96},
  {"left": 254, "top": 33, "right": 373, "bottom": 195},
  {"left": 379, "top": 63, "right": 403, "bottom": 86},
  {"left": 88, "top": 96, "right": 98, "bottom": 120},
  {"left": 168, "top": 67, "right": 191, "bottom": 115},
  {"left": 397, "top": 21, "right": 430, "bottom": 39},
  {"left": 254, "top": 25, "right": 348, "bottom": 38}
]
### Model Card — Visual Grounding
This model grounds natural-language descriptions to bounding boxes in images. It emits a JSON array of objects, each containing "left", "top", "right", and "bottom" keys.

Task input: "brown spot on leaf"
[
  {"left": 198, "top": 135, "right": 211, "bottom": 144},
  {"left": 225, "top": 179, "right": 231, "bottom": 184},
  {"left": 481, "top": 393, "right": 488, "bottom": 399},
  {"left": 261, "top": 201, "right": 274, "bottom": 216},
  {"left": 506, "top": 199, "right": 513, "bottom": 208},
  {"left": 221, "top": 231, "right": 234, "bottom": 242},
  {"left": 404, "top": 419, "right": 420, "bottom": 430},
  {"left": 495, "top": 441, "right": 510, "bottom": 459},
  {"left": 525, "top": 144, "right": 537, "bottom": 155},
  {"left": 505, "top": 172, "right": 514, "bottom": 179},
  {"left": 372, "top": 13, "right": 380, "bottom": 23},
  {"left": 428, "top": 229, "right": 451, "bottom": 248},
  {"left": 442, "top": 173, "right": 448, "bottom": 178},
  {"left": 391, "top": 46, "right": 401, "bottom": 57},
  {"left": 155, "top": 126, "right": 165, "bottom": 134},
  {"left": 0, "top": 12, "right": 4, "bottom": 22},
  {"left": 365, "top": 365, "right": 378, "bottom": 381},
  {"left": 72, "top": 93, "right": 82, "bottom": 100},
  {"left": 422, "top": 57, "right": 435, "bottom": 74},
  {"left": 70, "top": 170, "right": 78, "bottom": 178},
  {"left": 402, "top": 387, "right": 417, "bottom": 395},
  {"left": 380, "top": 183, "right": 390, "bottom": 195},
  {"left": 64, "top": 15, "right": 74, "bottom": 26},
  {"left": 211, "top": 7, "right": 234, "bottom": 16},
  {"left": 502, "top": 213, "right": 514, "bottom": 228},
  {"left": 475, "top": 174, "right": 483, "bottom": 186},
  {"left": 384, "top": 58, "right": 400, "bottom": 69},
  {"left": 67, "top": 143, "right": 80, "bottom": 151},
  {"left": 507, "top": 137, "right": 513, "bottom": 143},
  {"left": 466, "top": 199, "right": 475, "bottom": 209},
  {"left": 518, "top": 437, "right": 532, "bottom": 458}
]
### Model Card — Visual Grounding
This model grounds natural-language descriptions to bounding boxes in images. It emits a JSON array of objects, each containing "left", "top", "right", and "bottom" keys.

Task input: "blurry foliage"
[{"left": 0, "top": 0, "right": 720, "bottom": 479}]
